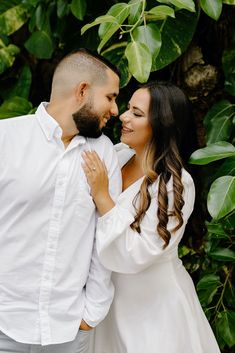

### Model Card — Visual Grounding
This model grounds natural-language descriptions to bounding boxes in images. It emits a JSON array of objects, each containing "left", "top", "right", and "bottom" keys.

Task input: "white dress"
[{"left": 89, "top": 143, "right": 221, "bottom": 353}]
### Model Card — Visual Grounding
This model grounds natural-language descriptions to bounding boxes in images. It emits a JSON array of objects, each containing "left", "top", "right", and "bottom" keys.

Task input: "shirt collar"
[
  {"left": 35, "top": 102, "right": 86, "bottom": 145},
  {"left": 36, "top": 102, "right": 60, "bottom": 141}
]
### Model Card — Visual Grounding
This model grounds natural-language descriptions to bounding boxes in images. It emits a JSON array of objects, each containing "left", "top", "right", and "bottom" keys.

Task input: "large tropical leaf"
[
  {"left": 98, "top": 3, "right": 130, "bottom": 39},
  {"left": 125, "top": 41, "right": 152, "bottom": 82},
  {"left": 0, "top": 3, "right": 32, "bottom": 36},
  {"left": 216, "top": 311, "right": 235, "bottom": 347},
  {"left": 1, "top": 65, "right": 32, "bottom": 100},
  {"left": 128, "top": 0, "right": 143, "bottom": 25},
  {"left": 71, "top": 0, "right": 87, "bottom": 21},
  {"left": 215, "top": 157, "right": 235, "bottom": 179},
  {"left": 203, "top": 100, "right": 235, "bottom": 145},
  {"left": 153, "top": 9, "right": 198, "bottom": 70},
  {"left": 222, "top": 49, "right": 235, "bottom": 97},
  {"left": 200, "top": 0, "right": 222, "bottom": 21},
  {"left": 98, "top": 4, "right": 130, "bottom": 53},
  {"left": 81, "top": 15, "right": 117, "bottom": 35},
  {"left": 0, "top": 41, "right": 20, "bottom": 74},
  {"left": 132, "top": 23, "right": 162, "bottom": 61},
  {"left": 189, "top": 142, "right": 235, "bottom": 165},
  {"left": 146, "top": 5, "right": 175, "bottom": 20},
  {"left": 209, "top": 247, "right": 235, "bottom": 261},
  {"left": 208, "top": 175, "right": 235, "bottom": 219},
  {"left": 102, "top": 43, "right": 131, "bottom": 88},
  {"left": 169, "top": 0, "right": 195, "bottom": 12},
  {"left": 0, "top": 96, "right": 33, "bottom": 119},
  {"left": 197, "top": 274, "right": 221, "bottom": 306},
  {"left": 24, "top": 31, "right": 54, "bottom": 59}
]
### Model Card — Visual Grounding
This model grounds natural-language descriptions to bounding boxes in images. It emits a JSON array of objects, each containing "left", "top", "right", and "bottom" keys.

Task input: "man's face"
[{"left": 73, "top": 69, "right": 119, "bottom": 138}]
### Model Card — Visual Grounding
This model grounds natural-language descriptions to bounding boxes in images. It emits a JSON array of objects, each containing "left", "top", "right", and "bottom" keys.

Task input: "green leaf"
[
  {"left": 207, "top": 115, "right": 233, "bottom": 144},
  {"left": 169, "top": 0, "right": 195, "bottom": 12},
  {"left": 132, "top": 23, "right": 162, "bottom": 60},
  {"left": 209, "top": 247, "right": 235, "bottom": 261},
  {"left": 207, "top": 221, "right": 229, "bottom": 237},
  {"left": 0, "top": 4, "right": 31, "bottom": 36},
  {"left": 81, "top": 15, "right": 117, "bottom": 35},
  {"left": 153, "top": 10, "right": 198, "bottom": 71},
  {"left": 0, "top": 96, "right": 33, "bottom": 119},
  {"left": 125, "top": 41, "right": 152, "bottom": 82},
  {"left": 197, "top": 274, "right": 221, "bottom": 306},
  {"left": 9, "top": 65, "right": 32, "bottom": 100},
  {"left": 98, "top": 3, "right": 130, "bottom": 39},
  {"left": 216, "top": 311, "right": 235, "bottom": 347},
  {"left": 189, "top": 141, "right": 235, "bottom": 165},
  {"left": 128, "top": 0, "right": 143, "bottom": 25},
  {"left": 223, "top": 0, "right": 235, "bottom": 3},
  {"left": 102, "top": 43, "right": 131, "bottom": 88},
  {"left": 35, "top": 4, "right": 46, "bottom": 31},
  {"left": 200, "top": 0, "right": 222, "bottom": 20},
  {"left": 0, "top": 43, "right": 20, "bottom": 74},
  {"left": 203, "top": 99, "right": 235, "bottom": 144},
  {"left": 203, "top": 100, "right": 234, "bottom": 128},
  {"left": 24, "top": 31, "right": 54, "bottom": 59},
  {"left": 98, "top": 4, "right": 130, "bottom": 53},
  {"left": 208, "top": 176, "right": 235, "bottom": 219},
  {"left": 222, "top": 49, "right": 235, "bottom": 97},
  {"left": 215, "top": 157, "right": 235, "bottom": 178},
  {"left": 225, "top": 284, "right": 235, "bottom": 309},
  {"left": 57, "top": 0, "right": 69, "bottom": 18},
  {"left": 146, "top": 5, "right": 175, "bottom": 20},
  {"left": 71, "top": 0, "right": 87, "bottom": 21}
]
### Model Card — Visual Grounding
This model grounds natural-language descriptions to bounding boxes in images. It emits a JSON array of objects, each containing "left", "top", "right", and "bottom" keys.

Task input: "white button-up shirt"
[{"left": 0, "top": 103, "right": 121, "bottom": 345}]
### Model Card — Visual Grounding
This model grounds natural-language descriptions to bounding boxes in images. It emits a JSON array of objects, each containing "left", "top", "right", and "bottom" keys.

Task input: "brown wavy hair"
[{"left": 130, "top": 82, "right": 193, "bottom": 248}]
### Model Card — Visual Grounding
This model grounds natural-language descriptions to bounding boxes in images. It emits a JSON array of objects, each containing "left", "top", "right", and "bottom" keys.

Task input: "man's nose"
[{"left": 110, "top": 102, "right": 118, "bottom": 117}]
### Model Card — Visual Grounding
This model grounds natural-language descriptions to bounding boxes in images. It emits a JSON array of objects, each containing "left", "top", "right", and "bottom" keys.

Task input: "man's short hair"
[{"left": 51, "top": 48, "right": 120, "bottom": 98}]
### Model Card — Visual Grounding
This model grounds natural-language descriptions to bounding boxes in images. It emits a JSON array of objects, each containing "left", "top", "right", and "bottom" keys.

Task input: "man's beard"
[{"left": 73, "top": 103, "right": 102, "bottom": 138}]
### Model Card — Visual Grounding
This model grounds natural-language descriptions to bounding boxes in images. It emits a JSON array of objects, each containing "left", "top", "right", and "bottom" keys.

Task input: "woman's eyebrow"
[{"left": 132, "top": 106, "right": 145, "bottom": 115}]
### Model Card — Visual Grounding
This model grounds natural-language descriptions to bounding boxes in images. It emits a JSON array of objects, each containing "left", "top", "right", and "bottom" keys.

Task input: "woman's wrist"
[{"left": 94, "top": 192, "right": 115, "bottom": 216}]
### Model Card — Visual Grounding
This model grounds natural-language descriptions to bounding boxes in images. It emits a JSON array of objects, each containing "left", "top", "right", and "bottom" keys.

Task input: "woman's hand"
[
  {"left": 82, "top": 150, "right": 109, "bottom": 199},
  {"left": 79, "top": 319, "right": 93, "bottom": 331},
  {"left": 82, "top": 150, "right": 115, "bottom": 215}
]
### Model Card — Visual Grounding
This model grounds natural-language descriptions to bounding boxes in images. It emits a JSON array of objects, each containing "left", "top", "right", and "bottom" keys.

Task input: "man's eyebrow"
[{"left": 108, "top": 93, "right": 118, "bottom": 97}]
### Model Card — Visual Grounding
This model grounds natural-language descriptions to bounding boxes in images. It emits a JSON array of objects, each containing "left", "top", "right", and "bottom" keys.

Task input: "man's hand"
[{"left": 79, "top": 319, "right": 93, "bottom": 331}]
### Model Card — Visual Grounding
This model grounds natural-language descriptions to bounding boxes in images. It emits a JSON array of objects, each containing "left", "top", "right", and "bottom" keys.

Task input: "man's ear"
[{"left": 75, "top": 81, "right": 89, "bottom": 103}]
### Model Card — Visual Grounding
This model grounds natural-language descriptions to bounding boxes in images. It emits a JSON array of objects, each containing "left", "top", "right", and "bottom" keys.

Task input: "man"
[{"left": 0, "top": 49, "right": 122, "bottom": 353}]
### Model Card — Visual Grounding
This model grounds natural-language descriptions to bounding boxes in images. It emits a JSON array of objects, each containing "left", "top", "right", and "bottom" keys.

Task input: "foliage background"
[{"left": 0, "top": 0, "right": 234, "bottom": 352}]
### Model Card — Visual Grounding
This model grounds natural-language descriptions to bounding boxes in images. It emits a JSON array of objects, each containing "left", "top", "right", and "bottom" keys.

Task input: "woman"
[{"left": 82, "top": 82, "right": 220, "bottom": 353}]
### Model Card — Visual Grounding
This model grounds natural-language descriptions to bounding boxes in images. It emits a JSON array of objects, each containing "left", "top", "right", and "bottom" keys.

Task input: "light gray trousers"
[{"left": 0, "top": 330, "right": 90, "bottom": 353}]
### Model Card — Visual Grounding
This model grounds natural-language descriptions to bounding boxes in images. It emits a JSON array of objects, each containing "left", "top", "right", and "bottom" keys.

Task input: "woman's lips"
[{"left": 122, "top": 126, "right": 134, "bottom": 133}]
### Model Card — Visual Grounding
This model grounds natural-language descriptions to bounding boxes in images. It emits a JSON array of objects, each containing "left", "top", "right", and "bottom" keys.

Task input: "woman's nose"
[{"left": 120, "top": 110, "right": 130, "bottom": 122}]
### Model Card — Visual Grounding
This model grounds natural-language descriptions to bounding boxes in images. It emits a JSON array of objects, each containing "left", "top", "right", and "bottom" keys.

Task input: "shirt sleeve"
[
  {"left": 82, "top": 139, "right": 122, "bottom": 327},
  {"left": 96, "top": 175, "right": 195, "bottom": 274}
]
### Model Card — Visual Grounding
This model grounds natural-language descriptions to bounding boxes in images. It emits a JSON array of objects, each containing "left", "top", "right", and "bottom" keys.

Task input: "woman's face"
[{"left": 120, "top": 88, "right": 153, "bottom": 151}]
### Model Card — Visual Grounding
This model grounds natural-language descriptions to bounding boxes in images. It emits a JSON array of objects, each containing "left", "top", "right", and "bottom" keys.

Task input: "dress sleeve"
[
  {"left": 96, "top": 174, "right": 195, "bottom": 274},
  {"left": 83, "top": 139, "right": 122, "bottom": 327}
]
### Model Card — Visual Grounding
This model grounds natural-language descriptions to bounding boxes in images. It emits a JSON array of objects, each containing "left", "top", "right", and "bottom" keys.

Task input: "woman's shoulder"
[
  {"left": 181, "top": 168, "right": 195, "bottom": 189},
  {"left": 149, "top": 168, "right": 195, "bottom": 196},
  {"left": 114, "top": 143, "right": 135, "bottom": 168}
]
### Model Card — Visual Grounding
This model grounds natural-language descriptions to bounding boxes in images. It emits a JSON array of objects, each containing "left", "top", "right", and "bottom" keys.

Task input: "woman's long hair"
[{"left": 130, "top": 82, "right": 194, "bottom": 248}]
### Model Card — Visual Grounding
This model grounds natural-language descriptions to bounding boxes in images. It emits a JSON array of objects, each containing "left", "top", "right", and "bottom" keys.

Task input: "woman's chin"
[{"left": 120, "top": 135, "right": 131, "bottom": 146}]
